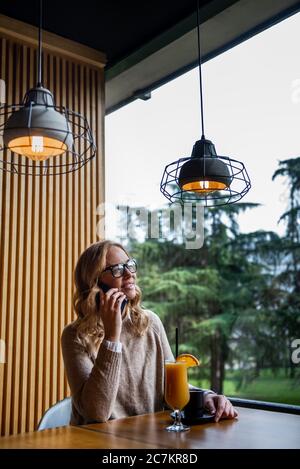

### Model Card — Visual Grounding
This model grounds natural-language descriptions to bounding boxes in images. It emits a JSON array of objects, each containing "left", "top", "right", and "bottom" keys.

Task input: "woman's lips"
[{"left": 122, "top": 284, "right": 135, "bottom": 291}]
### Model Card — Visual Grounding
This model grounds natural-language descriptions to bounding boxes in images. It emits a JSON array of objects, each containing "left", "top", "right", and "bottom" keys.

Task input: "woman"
[{"left": 61, "top": 240, "right": 238, "bottom": 425}]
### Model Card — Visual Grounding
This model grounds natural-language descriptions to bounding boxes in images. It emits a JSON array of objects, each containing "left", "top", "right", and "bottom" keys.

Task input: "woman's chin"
[{"left": 122, "top": 286, "right": 136, "bottom": 300}]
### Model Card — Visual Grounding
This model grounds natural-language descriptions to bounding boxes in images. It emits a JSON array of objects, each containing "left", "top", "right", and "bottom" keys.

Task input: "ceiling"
[{"left": 0, "top": 0, "right": 300, "bottom": 113}]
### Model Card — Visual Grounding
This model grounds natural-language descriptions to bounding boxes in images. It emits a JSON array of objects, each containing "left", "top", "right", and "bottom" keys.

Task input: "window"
[{"left": 106, "top": 13, "right": 300, "bottom": 405}]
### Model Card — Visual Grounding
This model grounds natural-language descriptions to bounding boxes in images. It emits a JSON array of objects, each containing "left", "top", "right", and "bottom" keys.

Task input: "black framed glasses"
[{"left": 102, "top": 258, "right": 137, "bottom": 278}]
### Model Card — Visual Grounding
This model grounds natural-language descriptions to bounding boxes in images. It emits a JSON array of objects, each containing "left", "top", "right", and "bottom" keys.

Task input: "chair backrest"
[{"left": 37, "top": 397, "right": 72, "bottom": 431}]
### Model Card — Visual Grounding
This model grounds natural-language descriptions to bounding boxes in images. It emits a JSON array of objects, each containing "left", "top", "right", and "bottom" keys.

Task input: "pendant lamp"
[
  {"left": 160, "top": 0, "right": 251, "bottom": 206},
  {"left": 0, "top": 0, "right": 96, "bottom": 175}
]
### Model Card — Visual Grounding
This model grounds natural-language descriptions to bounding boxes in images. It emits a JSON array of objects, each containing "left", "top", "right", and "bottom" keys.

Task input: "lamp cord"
[
  {"left": 37, "top": 0, "right": 43, "bottom": 87},
  {"left": 197, "top": 0, "right": 205, "bottom": 139}
]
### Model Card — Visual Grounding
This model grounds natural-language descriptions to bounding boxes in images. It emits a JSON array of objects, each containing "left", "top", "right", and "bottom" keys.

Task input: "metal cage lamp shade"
[
  {"left": 0, "top": 0, "right": 96, "bottom": 175},
  {"left": 160, "top": 136, "right": 251, "bottom": 206},
  {"left": 160, "top": 0, "right": 251, "bottom": 207}
]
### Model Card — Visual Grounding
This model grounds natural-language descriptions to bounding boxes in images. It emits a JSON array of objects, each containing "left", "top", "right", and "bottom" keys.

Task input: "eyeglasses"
[{"left": 102, "top": 258, "right": 137, "bottom": 278}]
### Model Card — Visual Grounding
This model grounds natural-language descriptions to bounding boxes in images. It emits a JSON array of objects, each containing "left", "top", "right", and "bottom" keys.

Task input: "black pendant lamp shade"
[
  {"left": 178, "top": 138, "right": 232, "bottom": 192},
  {"left": 0, "top": 0, "right": 96, "bottom": 175},
  {"left": 160, "top": 0, "right": 251, "bottom": 206},
  {"left": 3, "top": 86, "right": 73, "bottom": 161}
]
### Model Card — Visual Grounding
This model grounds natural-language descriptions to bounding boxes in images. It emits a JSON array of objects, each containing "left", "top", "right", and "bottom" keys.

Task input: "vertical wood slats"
[{"left": 0, "top": 34, "right": 104, "bottom": 436}]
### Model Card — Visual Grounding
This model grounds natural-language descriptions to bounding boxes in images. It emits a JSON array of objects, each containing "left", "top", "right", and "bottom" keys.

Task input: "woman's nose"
[{"left": 123, "top": 266, "right": 133, "bottom": 278}]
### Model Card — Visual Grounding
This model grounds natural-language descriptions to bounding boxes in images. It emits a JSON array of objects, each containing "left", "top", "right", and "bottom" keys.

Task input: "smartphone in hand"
[{"left": 97, "top": 281, "right": 128, "bottom": 312}]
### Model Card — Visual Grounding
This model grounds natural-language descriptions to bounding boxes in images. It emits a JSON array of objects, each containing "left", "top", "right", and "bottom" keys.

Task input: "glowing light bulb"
[
  {"left": 32, "top": 136, "right": 44, "bottom": 153},
  {"left": 182, "top": 179, "right": 227, "bottom": 194}
]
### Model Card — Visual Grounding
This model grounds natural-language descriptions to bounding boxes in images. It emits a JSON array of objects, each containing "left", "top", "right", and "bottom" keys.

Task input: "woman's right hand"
[{"left": 98, "top": 288, "right": 126, "bottom": 342}]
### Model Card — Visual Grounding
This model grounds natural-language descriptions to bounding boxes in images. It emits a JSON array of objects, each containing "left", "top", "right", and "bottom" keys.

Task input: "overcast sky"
[{"left": 106, "top": 12, "right": 300, "bottom": 238}]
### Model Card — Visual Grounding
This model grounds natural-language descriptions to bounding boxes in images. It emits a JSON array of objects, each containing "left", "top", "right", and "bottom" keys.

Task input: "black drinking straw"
[{"left": 175, "top": 327, "right": 178, "bottom": 359}]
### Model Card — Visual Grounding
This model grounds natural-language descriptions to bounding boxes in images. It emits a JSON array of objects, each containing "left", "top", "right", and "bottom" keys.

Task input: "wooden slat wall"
[{"left": 0, "top": 21, "right": 105, "bottom": 436}]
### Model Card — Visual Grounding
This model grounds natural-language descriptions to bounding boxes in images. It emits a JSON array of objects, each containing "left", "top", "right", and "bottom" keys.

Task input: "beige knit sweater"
[{"left": 61, "top": 309, "right": 175, "bottom": 425}]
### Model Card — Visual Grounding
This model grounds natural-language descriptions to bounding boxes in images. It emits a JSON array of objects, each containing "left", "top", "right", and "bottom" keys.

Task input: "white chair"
[{"left": 37, "top": 397, "right": 72, "bottom": 431}]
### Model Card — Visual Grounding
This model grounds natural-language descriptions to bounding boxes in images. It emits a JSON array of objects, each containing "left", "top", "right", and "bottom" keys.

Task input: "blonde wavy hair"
[{"left": 73, "top": 240, "right": 149, "bottom": 356}]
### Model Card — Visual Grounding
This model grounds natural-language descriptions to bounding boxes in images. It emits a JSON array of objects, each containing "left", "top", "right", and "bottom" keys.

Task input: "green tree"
[
  {"left": 131, "top": 202, "right": 262, "bottom": 393},
  {"left": 272, "top": 157, "right": 300, "bottom": 378}
]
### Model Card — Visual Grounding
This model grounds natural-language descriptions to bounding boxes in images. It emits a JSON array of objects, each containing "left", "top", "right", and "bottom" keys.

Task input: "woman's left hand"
[{"left": 203, "top": 393, "right": 238, "bottom": 422}]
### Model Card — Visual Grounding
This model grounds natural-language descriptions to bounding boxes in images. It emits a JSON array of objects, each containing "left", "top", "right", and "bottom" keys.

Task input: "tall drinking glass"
[{"left": 164, "top": 360, "right": 190, "bottom": 432}]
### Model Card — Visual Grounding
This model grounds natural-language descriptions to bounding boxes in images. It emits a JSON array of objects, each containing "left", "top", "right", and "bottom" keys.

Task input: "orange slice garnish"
[{"left": 176, "top": 353, "right": 200, "bottom": 367}]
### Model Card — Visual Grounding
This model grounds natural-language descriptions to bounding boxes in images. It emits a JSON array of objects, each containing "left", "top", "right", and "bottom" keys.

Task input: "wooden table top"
[
  {"left": 0, "top": 424, "right": 153, "bottom": 449},
  {"left": 1, "top": 407, "right": 300, "bottom": 449},
  {"left": 83, "top": 407, "right": 300, "bottom": 449}
]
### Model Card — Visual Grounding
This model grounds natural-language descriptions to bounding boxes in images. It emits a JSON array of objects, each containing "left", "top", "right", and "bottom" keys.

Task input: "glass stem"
[{"left": 174, "top": 409, "right": 182, "bottom": 427}]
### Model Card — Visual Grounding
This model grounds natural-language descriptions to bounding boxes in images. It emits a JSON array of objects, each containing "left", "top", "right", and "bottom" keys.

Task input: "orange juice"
[{"left": 164, "top": 361, "right": 190, "bottom": 410}]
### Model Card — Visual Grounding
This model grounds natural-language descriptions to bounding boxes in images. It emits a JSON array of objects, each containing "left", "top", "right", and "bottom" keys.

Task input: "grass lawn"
[{"left": 190, "top": 369, "right": 300, "bottom": 406}]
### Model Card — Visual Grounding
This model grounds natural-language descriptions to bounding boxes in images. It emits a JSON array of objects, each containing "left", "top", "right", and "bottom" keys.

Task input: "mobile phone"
[{"left": 97, "top": 281, "right": 128, "bottom": 312}]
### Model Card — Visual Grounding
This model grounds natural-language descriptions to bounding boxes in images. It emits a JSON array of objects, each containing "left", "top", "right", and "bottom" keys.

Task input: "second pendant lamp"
[{"left": 160, "top": 0, "right": 251, "bottom": 207}]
